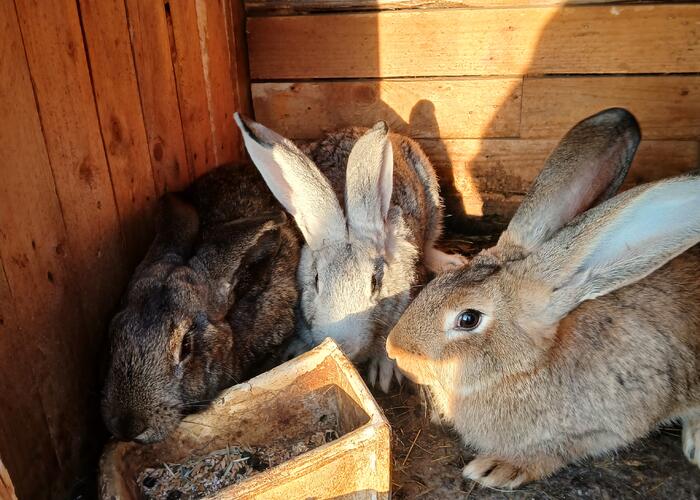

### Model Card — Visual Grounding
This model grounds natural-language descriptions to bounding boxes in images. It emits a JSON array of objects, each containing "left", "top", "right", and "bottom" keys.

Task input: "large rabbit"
[
  {"left": 101, "top": 164, "right": 299, "bottom": 443},
  {"left": 234, "top": 114, "right": 466, "bottom": 392},
  {"left": 386, "top": 108, "right": 700, "bottom": 488}
]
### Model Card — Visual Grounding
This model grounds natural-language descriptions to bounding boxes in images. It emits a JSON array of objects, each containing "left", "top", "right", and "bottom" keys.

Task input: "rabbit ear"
[
  {"left": 139, "top": 194, "right": 199, "bottom": 268},
  {"left": 497, "top": 108, "right": 640, "bottom": 260},
  {"left": 192, "top": 212, "right": 286, "bottom": 317},
  {"left": 529, "top": 175, "right": 700, "bottom": 324},
  {"left": 345, "top": 122, "right": 393, "bottom": 247},
  {"left": 234, "top": 113, "right": 345, "bottom": 249}
]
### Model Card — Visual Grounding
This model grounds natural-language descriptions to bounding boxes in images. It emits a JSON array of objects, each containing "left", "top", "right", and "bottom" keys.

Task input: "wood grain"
[
  {"left": 420, "top": 138, "right": 700, "bottom": 219},
  {"left": 245, "top": 0, "right": 655, "bottom": 15},
  {"left": 79, "top": 0, "right": 157, "bottom": 265},
  {"left": 197, "top": 0, "right": 243, "bottom": 166},
  {"left": 169, "top": 0, "right": 217, "bottom": 177},
  {"left": 0, "top": 1, "right": 92, "bottom": 496},
  {"left": 522, "top": 76, "right": 700, "bottom": 140},
  {"left": 125, "top": 0, "right": 192, "bottom": 193},
  {"left": 248, "top": 5, "right": 700, "bottom": 79},
  {"left": 252, "top": 78, "right": 522, "bottom": 139}
]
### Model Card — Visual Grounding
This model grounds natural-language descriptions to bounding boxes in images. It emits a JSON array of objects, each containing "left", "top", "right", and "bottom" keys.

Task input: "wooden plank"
[
  {"left": 79, "top": 0, "right": 157, "bottom": 265},
  {"left": 0, "top": 2, "right": 91, "bottom": 496},
  {"left": 169, "top": 0, "right": 216, "bottom": 176},
  {"left": 247, "top": 5, "right": 700, "bottom": 79},
  {"left": 420, "top": 138, "right": 700, "bottom": 220},
  {"left": 13, "top": 0, "right": 132, "bottom": 494},
  {"left": 245, "top": 0, "right": 659, "bottom": 15},
  {"left": 0, "top": 455, "right": 17, "bottom": 500},
  {"left": 224, "top": 0, "right": 253, "bottom": 121},
  {"left": 252, "top": 78, "right": 522, "bottom": 139},
  {"left": 197, "top": 0, "right": 243, "bottom": 165},
  {"left": 124, "top": 0, "right": 192, "bottom": 193},
  {"left": 522, "top": 76, "right": 700, "bottom": 140}
]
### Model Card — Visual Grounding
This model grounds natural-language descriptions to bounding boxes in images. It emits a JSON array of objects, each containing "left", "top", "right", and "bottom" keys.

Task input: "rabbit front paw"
[
  {"left": 462, "top": 454, "right": 563, "bottom": 489},
  {"left": 367, "top": 355, "right": 401, "bottom": 393},
  {"left": 425, "top": 247, "right": 468, "bottom": 274},
  {"left": 683, "top": 414, "right": 700, "bottom": 465}
]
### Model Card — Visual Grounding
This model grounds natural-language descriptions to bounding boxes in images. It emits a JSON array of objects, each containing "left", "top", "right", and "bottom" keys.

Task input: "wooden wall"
[
  {"left": 0, "top": 0, "right": 249, "bottom": 497},
  {"left": 246, "top": 0, "right": 700, "bottom": 231}
]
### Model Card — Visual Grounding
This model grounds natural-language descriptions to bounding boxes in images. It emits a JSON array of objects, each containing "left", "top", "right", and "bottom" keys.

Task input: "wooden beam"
[{"left": 248, "top": 5, "right": 700, "bottom": 79}]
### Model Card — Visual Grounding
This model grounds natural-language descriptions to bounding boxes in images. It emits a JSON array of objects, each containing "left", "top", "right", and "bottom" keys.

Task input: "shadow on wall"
[{"left": 251, "top": 0, "right": 699, "bottom": 236}]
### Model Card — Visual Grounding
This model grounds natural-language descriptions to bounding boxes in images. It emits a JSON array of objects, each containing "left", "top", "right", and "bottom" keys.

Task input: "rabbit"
[
  {"left": 386, "top": 107, "right": 700, "bottom": 488},
  {"left": 101, "top": 163, "right": 300, "bottom": 443},
  {"left": 234, "top": 113, "right": 467, "bottom": 392}
]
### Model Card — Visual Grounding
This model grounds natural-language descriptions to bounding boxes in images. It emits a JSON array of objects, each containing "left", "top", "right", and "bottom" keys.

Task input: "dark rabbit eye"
[
  {"left": 371, "top": 259, "right": 384, "bottom": 295},
  {"left": 314, "top": 271, "right": 319, "bottom": 291},
  {"left": 179, "top": 327, "right": 195, "bottom": 362},
  {"left": 455, "top": 309, "right": 482, "bottom": 331}
]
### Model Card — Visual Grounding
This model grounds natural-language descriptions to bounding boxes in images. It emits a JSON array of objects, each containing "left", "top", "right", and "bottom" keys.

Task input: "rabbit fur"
[
  {"left": 386, "top": 108, "right": 700, "bottom": 488},
  {"left": 101, "top": 164, "right": 300, "bottom": 443},
  {"left": 235, "top": 114, "right": 466, "bottom": 392}
]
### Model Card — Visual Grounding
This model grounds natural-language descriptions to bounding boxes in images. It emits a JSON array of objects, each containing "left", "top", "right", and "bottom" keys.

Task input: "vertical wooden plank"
[
  {"left": 0, "top": 1, "right": 89, "bottom": 496},
  {"left": 14, "top": 0, "right": 128, "bottom": 329},
  {"left": 199, "top": 0, "right": 241, "bottom": 165},
  {"left": 224, "top": 0, "right": 252, "bottom": 121},
  {"left": 169, "top": 0, "right": 216, "bottom": 176},
  {"left": 79, "top": 0, "right": 157, "bottom": 264},
  {"left": 125, "top": 0, "right": 192, "bottom": 193}
]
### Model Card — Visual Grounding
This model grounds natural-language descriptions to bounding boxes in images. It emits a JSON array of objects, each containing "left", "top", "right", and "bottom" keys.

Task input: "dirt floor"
[{"left": 376, "top": 384, "right": 700, "bottom": 500}]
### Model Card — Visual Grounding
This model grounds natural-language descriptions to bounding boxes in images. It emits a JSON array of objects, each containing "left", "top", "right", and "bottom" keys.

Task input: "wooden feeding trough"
[{"left": 99, "top": 339, "right": 391, "bottom": 499}]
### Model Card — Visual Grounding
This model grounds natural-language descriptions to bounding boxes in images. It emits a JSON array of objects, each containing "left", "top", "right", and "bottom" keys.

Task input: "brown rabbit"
[
  {"left": 101, "top": 164, "right": 300, "bottom": 443},
  {"left": 386, "top": 108, "right": 700, "bottom": 488}
]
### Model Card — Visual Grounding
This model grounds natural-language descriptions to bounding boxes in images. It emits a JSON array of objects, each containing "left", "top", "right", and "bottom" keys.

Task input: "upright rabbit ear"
[
  {"left": 191, "top": 212, "right": 286, "bottom": 318},
  {"left": 234, "top": 113, "right": 345, "bottom": 249},
  {"left": 529, "top": 175, "right": 700, "bottom": 324},
  {"left": 139, "top": 194, "right": 199, "bottom": 269},
  {"left": 497, "top": 108, "right": 640, "bottom": 260},
  {"left": 345, "top": 122, "right": 393, "bottom": 248}
]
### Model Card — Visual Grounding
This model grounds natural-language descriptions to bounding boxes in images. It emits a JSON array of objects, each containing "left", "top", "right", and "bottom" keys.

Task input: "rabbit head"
[
  {"left": 101, "top": 195, "right": 287, "bottom": 443},
  {"left": 235, "top": 114, "right": 411, "bottom": 362},
  {"left": 387, "top": 107, "right": 656, "bottom": 411}
]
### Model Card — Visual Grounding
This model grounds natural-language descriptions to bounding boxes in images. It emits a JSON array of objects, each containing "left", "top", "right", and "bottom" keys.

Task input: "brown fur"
[
  {"left": 101, "top": 164, "right": 300, "bottom": 443},
  {"left": 387, "top": 109, "right": 700, "bottom": 487}
]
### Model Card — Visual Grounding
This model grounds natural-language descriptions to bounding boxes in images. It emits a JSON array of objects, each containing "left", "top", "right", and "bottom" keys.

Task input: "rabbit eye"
[
  {"left": 179, "top": 328, "right": 194, "bottom": 363},
  {"left": 314, "top": 271, "right": 319, "bottom": 291},
  {"left": 371, "top": 259, "right": 384, "bottom": 295},
  {"left": 455, "top": 309, "right": 482, "bottom": 331}
]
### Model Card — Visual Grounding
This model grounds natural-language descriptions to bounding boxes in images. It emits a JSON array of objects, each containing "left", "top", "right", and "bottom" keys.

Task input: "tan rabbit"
[
  {"left": 234, "top": 114, "right": 466, "bottom": 392},
  {"left": 386, "top": 108, "right": 700, "bottom": 488}
]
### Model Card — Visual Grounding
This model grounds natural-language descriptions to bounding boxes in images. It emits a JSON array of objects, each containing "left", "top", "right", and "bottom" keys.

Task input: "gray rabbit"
[
  {"left": 101, "top": 164, "right": 300, "bottom": 443},
  {"left": 235, "top": 114, "right": 466, "bottom": 392}
]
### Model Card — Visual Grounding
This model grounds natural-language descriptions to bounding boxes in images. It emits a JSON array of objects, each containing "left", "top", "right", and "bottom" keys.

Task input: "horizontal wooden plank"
[
  {"left": 420, "top": 138, "right": 699, "bottom": 220},
  {"left": 252, "top": 79, "right": 522, "bottom": 139},
  {"left": 245, "top": 0, "right": 657, "bottom": 15},
  {"left": 522, "top": 76, "right": 700, "bottom": 140},
  {"left": 248, "top": 5, "right": 700, "bottom": 79}
]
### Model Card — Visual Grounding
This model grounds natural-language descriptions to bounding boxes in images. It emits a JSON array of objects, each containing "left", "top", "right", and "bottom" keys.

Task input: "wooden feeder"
[{"left": 99, "top": 339, "right": 391, "bottom": 499}]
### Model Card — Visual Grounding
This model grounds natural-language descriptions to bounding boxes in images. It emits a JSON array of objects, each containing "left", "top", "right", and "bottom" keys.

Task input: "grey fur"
[
  {"left": 236, "top": 113, "right": 465, "bottom": 392},
  {"left": 101, "top": 164, "right": 300, "bottom": 443}
]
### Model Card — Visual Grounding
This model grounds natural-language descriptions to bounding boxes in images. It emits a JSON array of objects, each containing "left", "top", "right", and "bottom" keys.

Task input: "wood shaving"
[{"left": 138, "top": 413, "right": 338, "bottom": 499}]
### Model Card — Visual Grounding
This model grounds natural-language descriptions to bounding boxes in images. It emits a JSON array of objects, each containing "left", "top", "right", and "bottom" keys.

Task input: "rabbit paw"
[
  {"left": 462, "top": 454, "right": 561, "bottom": 489},
  {"left": 462, "top": 456, "right": 530, "bottom": 489},
  {"left": 367, "top": 355, "right": 401, "bottom": 393},
  {"left": 425, "top": 247, "right": 468, "bottom": 274},
  {"left": 683, "top": 415, "right": 700, "bottom": 465}
]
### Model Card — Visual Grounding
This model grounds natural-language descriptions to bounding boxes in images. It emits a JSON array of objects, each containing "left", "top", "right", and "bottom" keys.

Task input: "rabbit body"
[
  {"left": 387, "top": 108, "right": 700, "bottom": 487},
  {"left": 236, "top": 116, "right": 466, "bottom": 392},
  {"left": 101, "top": 163, "right": 300, "bottom": 443}
]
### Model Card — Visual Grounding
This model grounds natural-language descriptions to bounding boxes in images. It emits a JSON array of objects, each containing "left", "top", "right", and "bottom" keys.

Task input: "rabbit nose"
[{"left": 109, "top": 414, "right": 148, "bottom": 441}]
